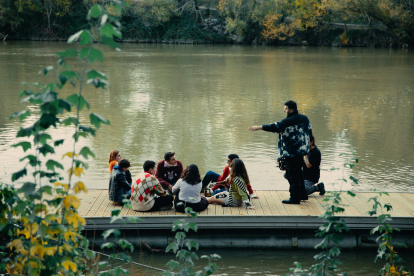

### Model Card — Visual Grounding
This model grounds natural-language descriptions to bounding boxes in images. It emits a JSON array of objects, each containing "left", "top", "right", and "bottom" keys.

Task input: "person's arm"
[
  {"left": 304, "top": 155, "right": 312, "bottom": 168},
  {"left": 125, "top": 169, "right": 132, "bottom": 184},
  {"left": 248, "top": 126, "right": 263, "bottom": 131},
  {"left": 116, "top": 172, "right": 131, "bottom": 191},
  {"left": 233, "top": 177, "right": 254, "bottom": 209},
  {"left": 155, "top": 162, "right": 171, "bottom": 189},
  {"left": 171, "top": 180, "right": 181, "bottom": 195}
]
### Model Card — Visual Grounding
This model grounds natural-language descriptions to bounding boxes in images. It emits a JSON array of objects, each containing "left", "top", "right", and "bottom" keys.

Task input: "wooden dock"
[{"left": 68, "top": 190, "right": 414, "bottom": 231}]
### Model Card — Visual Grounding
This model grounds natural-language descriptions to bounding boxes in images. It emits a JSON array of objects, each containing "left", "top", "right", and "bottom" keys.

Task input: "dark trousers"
[
  {"left": 174, "top": 192, "right": 209, "bottom": 213},
  {"left": 201, "top": 171, "right": 220, "bottom": 190},
  {"left": 147, "top": 195, "right": 174, "bottom": 212},
  {"left": 284, "top": 156, "right": 307, "bottom": 201}
]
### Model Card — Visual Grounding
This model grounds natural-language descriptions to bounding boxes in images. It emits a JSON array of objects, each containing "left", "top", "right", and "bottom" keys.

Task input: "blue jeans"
[
  {"left": 116, "top": 188, "right": 131, "bottom": 204},
  {"left": 202, "top": 171, "right": 220, "bottom": 190},
  {"left": 211, "top": 188, "right": 226, "bottom": 196}
]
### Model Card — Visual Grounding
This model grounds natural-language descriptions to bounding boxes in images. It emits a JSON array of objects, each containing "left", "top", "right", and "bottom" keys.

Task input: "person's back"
[
  {"left": 131, "top": 172, "right": 159, "bottom": 211},
  {"left": 303, "top": 146, "right": 321, "bottom": 183},
  {"left": 108, "top": 159, "right": 132, "bottom": 203}
]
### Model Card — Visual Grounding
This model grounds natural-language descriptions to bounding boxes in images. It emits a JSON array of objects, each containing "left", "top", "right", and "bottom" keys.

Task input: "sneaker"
[{"left": 318, "top": 182, "right": 326, "bottom": 196}]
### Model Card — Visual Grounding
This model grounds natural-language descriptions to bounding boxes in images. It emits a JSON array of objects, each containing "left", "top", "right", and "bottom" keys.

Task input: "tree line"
[{"left": 1, "top": 0, "right": 413, "bottom": 46}]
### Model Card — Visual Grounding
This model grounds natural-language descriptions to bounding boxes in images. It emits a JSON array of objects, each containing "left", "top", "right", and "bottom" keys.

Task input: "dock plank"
[
  {"left": 255, "top": 191, "right": 273, "bottom": 215},
  {"left": 276, "top": 191, "right": 309, "bottom": 216}
]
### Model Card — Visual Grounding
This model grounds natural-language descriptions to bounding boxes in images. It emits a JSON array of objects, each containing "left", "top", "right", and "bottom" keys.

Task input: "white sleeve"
[{"left": 172, "top": 179, "right": 181, "bottom": 194}]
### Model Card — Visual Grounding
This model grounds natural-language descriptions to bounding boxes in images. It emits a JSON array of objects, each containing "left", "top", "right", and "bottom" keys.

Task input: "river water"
[{"left": 1, "top": 41, "right": 413, "bottom": 192}]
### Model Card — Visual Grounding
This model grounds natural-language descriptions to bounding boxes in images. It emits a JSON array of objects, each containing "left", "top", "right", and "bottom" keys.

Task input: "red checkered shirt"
[{"left": 131, "top": 173, "right": 159, "bottom": 211}]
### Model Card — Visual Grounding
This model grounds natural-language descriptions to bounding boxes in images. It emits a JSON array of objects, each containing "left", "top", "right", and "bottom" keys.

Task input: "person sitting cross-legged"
[
  {"left": 172, "top": 164, "right": 209, "bottom": 213},
  {"left": 109, "top": 159, "right": 132, "bottom": 205},
  {"left": 130, "top": 160, "right": 174, "bottom": 212},
  {"left": 207, "top": 158, "right": 255, "bottom": 210},
  {"left": 202, "top": 154, "right": 258, "bottom": 198},
  {"left": 155, "top": 152, "right": 183, "bottom": 193}
]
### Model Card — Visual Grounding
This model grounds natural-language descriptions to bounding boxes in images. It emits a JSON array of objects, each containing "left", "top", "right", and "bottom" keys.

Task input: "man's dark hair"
[
  {"left": 119, "top": 159, "right": 130, "bottom": 169},
  {"left": 284, "top": 100, "right": 297, "bottom": 111},
  {"left": 164, "top": 152, "right": 175, "bottom": 161},
  {"left": 228, "top": 154, "right": 239, "bottom": 161},
  {"left": 143, "top": 160, "right": 156, "bottom": 172},
  {"left": 310, "top": 135, "right": 315, "bottom": 143}
]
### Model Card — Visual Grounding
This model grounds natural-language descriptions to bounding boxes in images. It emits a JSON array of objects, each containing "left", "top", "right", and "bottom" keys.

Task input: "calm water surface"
[
  {"left": 105, "top": 248, "right": 412, "bottom": 275},
  {"left": 0, "top": 42, "right": 413, "bottom": 192}
]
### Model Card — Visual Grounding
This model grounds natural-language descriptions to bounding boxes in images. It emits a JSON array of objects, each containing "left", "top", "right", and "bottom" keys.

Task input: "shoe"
[
  {"left": 282, "top": 198, "right": 300, "bottom": 204},
  {"left": 300, "top": 194, "right": 308, "bottom": 200},
  {"left": 318, "top": 182, "right": 326, "bottom": 195}
]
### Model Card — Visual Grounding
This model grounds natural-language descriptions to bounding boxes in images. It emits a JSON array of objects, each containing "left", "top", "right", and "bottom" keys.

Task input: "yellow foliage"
[
  {"left": 66, "top": 213, "right": 86, "bottom": 228},
  {"left": 68, "top": 167, "right": 85, "bottom": 178},
  {"left": 340, "top": 31, "right": 349, "bottom": 44},
  {"left": 62, "top": 152, "right": 77, "bottom": 159},
  {"left": 73, "top": 181, "right": 87, "bottom": 193},
  {"left": 64, "top": 230, "right": 78, "bottom": 242},
  {"left": 17, "top": 228, "right": 31, "bottom": 239},
  {"left": 45, "top": 246, "right": 57, "bottom": 256},
  {"left": 8, "top": 239, "right": 28, "bottom": 255},
  {"left": 262, "top": 14, "right": 301, "bottom": 41},
  {"left": 54, "top": 182, "right": 69, "bottom": 191},
  {"left": 61, "top": 260, "right": 77, "bottom": 272},
  {"left": 63, "top": 195, "right": 80, "bottom": 209},
  {"left": 28, "top": 261, "right": 39, "bottom": 268},
  {"left": 30, "top": 245, "right": 46, "bottom": 258}
]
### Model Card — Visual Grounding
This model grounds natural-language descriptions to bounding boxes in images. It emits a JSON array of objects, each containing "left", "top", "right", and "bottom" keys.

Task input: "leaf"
[
  {"left": 34, "top": 133, "right": 52, "bottom": 144},
  {"left": 46, "top": 160, "right": 64, "bottom": 171},
  {"left": 41, "top": 66, "right": 54, "bottom": 76},
  {"left": 347, "top": 191, "right": 356, "bottom": 197},
  {"left": 38, "top": 144, "right": 55, "bottom": 156},
  {"left": 54, "top": 139, "right": 64, "bottom": 146},
  {"left": 73, "top": 181, "right": 87, "bottom": 193},
  {"left": 20, "top": 155, "right": 39, "bottom": 167},
  {"left": 166, "top": 243, "right": 179, "bottom": 254},
  {"left": 90, "top": 4, "right": 102, "bottom": 18},
  {"left": 100, "top": 23, "right": 122, "bottom": 39},
  {"left": 61, "top": 260, "right": 77, "bottom": 272},
  {"left": 56, "top": 49, "right": 78, "bottom": 58},
  {"left": 63, "top": 195, "right": 80, "bottom": 209},
  {"left": 67, "top": 167, "right": 85, "bottom": 177},
  {"left": 90, "top": 113, "right": 110, "bottom": 129},
  {"left": 101, "top": 242, "right": 115, "bottom": 250},
  {"left": 118, "top": 239, "right": 134, "bottom": 252},
  {"left": 86, "top": 69, "right": 107, "bottom": 80},
  {"left": 88, "top": 49, "right": 104, "bottom": 63},
  {"left": 100, "top": 36, "right": 120, "bottom": 50},
  {"left": 87, "top": 78, "right": 110, "bottom": 89},
  {"left": 111, "top": 209, "right": 121, "bottom": 217},
  {"left": 10, "top": 110, "right": 31, "bottom": 121},
  {"left": 384, "top": 204, "right": 393, "bottom": 211},
  {"left": 68, "top": 30, "right": 83, "bottom": 44},
  {"left": 349, "top": 176, "right": 358, "bottom": 184},
  {"left": 79, "top": 146, "right": 95, "bottom": 159},
  {"left": 184, "top": 221, "right": 197, "bottom": 232},
  {"left": 12, "top": 141, "right": 32, "bottom": 152},
  {"left": 186, "top": 240, "right": 199, "bottom": 251},
  {"left": 67, "top": 94, "right": 90, "bottom": 110},
  {"left": 62, "top": 152, "right": 77, "bottom": 159},
  {"left": 17, "top": 182, "right": 36, "bottom": 197},
  {"left": 79, "top": 125, "right": 96, "bottom": 136},
  {"left": 12, "top": 168, "right": 27, "bottom": 182},
  {"left": 102, "top": 229, "right": 121, "bottom": 239},
  {"left": 61, "top": 117, "right": 79, "bottom": 126},
  {"left": 79, "top": 30, "right": 93, "bottom": 45}
]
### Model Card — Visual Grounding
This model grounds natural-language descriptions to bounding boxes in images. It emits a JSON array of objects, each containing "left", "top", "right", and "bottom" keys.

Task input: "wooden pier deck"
[{"left": 68, "top": 190, "right": 414, "bottom": 231}]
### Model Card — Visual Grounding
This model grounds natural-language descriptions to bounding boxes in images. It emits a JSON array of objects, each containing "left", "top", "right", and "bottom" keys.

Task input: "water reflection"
[{"left": 0, "top": 42, "right": 413, "bottom": 191}]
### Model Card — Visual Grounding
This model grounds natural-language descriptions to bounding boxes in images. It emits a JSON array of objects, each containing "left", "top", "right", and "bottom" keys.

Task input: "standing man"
[
  {"left": 155, "top": 152, "right": 183, "bottom": 193},
  {"left": 248, "top": 100, "right": 311, "bottom": 204}
]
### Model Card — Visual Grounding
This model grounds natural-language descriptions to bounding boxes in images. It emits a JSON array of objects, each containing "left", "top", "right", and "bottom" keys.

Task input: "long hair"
[
  {"left": 108, "top": 150, "right": 119, "bottom": 164},
  {"left": 229, "top": 158, "right": 249, "bottom": 185},
  {"left": 181, "top": 164, "right": 201, "bottom": 185}
]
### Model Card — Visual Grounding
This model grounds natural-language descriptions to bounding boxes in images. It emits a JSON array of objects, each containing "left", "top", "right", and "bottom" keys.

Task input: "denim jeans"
[
  {"left": 201, "top": 171, "right": 220, "bottom": 190},
  {"left": 116, "top": 187, "right": 131, "bottom": 204}
]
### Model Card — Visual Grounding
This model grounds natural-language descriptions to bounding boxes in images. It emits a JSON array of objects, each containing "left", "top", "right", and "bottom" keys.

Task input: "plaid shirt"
[{"left": 131, "top": 173, "right": 159, "bottom": 211}]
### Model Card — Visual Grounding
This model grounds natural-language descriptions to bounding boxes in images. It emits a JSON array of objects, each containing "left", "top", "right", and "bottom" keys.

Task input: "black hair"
[
  {"left": 228, "top": 154, "right": 239, "bottom": 161},
  {"left": 284, "top": 100, "right": 297, "bottom": 111},
  {"left": 310, "top": 135, "right": 316, "bottom": 147},
  {"left": 119, "top": 159, "right": 130, "bottom": 169},
  {"left": 181, "top": 164, "right": 201, "bottom": 185},
  {"left": 143, "top": 160, "right": 156, "bottom": 172},
  {"left": 164, "top": 152, "right": 175, "bottom": 162}
]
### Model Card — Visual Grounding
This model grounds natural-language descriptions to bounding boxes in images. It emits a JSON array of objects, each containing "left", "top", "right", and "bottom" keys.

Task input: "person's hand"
[
  {"left": 248, "top": 126, "right": 256, "bottom": 131},
  {"left": 247, "top": 205, "right": 255, "bottom": 210},
  {"left": 168, "top": 185, "right": 173, "bottom": 193}
]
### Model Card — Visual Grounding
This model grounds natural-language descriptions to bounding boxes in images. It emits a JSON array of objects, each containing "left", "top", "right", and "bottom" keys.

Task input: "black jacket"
[
  {"left": 109, "top": 167, "right": 132, "bottom": 202},
  {"left": 262, "top": 111, "right": 312, "bottom": 158}
]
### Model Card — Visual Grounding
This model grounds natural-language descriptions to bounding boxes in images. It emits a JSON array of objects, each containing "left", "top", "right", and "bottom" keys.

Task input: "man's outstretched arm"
[{"left": 248, "top": 126, "right": 263, "bottom": 131}]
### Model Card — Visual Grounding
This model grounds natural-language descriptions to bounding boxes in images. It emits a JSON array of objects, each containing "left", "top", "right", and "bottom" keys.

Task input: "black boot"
[
  {"left": 282, "top": 198, "right": 300, "bottom": 204},
  {"left": 317, "top": 182, "right": 326, "bottom": 195}
]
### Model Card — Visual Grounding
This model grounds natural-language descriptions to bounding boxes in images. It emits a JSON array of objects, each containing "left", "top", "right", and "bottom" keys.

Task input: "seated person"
[
  {"left": 207, "top": 158, "right": 255, "bottom": 210},
  {"left": 202, "top": 154, "right": 258, "bottom": 198},
  {"left": 172, "top": 164, "right": 209, "bottom": 213},
  {"left": 108, "top": 150, "right": 131, "bottom": 183},
  {"left": 155, "top": 152, "right": 183, "bottom": 193},
  {"left": 303, "top": 135, "right": 325, "bottom": 195},
  {"left": 130, "top": 160, "right": 174, "bottom": 212},
  {"left": 109, "top": 159, "right": 132, "bottom": 204}
]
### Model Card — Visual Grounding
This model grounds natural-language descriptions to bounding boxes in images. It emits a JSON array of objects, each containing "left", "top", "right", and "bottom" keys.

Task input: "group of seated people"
[{"left": 108, "top": 151, "right": 258, "bottom": 213}]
